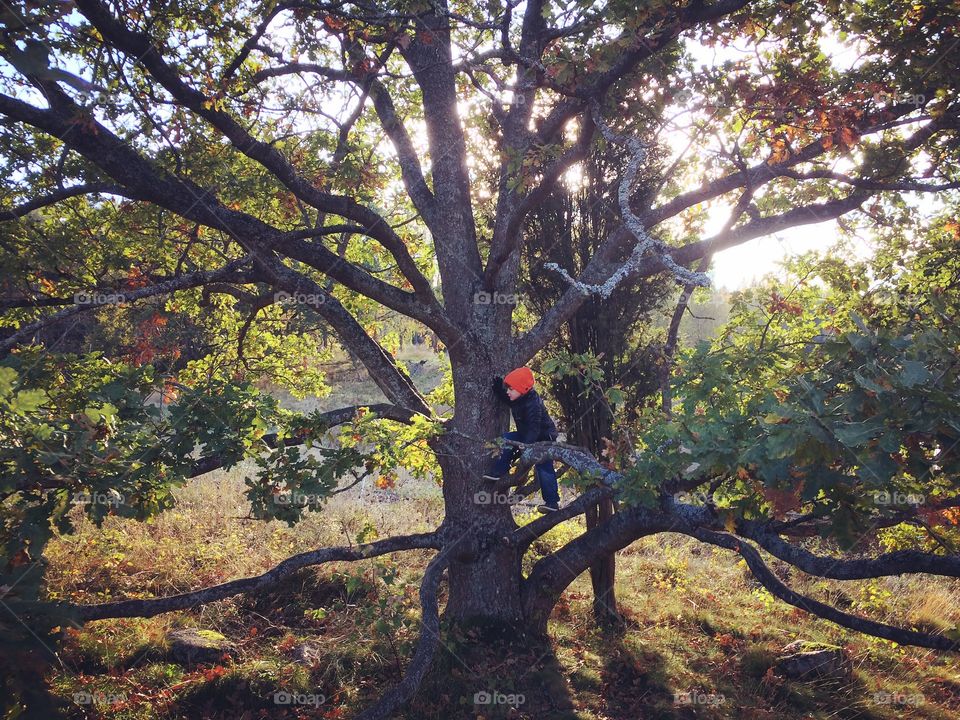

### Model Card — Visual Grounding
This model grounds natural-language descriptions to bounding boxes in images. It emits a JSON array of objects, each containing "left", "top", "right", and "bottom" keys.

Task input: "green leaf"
[
  {"left": 833, "top": 421, "right": 881, "bottom": 447},
  {"left": 11, "top": 389, "right": 47, "bottom": 413},
  {"left": 900, "top": 360, "right": 932, "bottom": 387}
]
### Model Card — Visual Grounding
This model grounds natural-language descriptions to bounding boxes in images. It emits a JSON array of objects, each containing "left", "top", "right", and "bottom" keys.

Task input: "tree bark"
[
  {"left": 432, "top": 360, "right": 528, "bottom": 626},
  {"left": 585, "top": 495, "right": 620, "bottom": 625}
]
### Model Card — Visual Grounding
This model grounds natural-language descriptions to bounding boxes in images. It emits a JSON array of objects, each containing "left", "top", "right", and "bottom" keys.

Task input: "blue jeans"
[{"left": 488, "top": 431, "right": 560, "bottom": 504}]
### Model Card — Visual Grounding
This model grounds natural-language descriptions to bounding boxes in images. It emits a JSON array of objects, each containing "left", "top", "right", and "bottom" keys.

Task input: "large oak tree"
[{"left": 2, "top": 0, "right": 959, "bottom": 717}]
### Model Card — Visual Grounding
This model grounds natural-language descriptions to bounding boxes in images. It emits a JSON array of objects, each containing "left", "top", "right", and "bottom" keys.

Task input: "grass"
[
  {"left": 41, "top": 511, "right": 960, "bottom": 719},
  {"left": 29, "top": 348, "right": 960, "bottom": 719}
]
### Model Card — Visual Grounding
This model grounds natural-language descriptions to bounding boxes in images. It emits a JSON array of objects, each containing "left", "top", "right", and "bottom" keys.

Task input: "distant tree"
[{"left": 521, "top": 140, "right": 669, "bottom": 625}]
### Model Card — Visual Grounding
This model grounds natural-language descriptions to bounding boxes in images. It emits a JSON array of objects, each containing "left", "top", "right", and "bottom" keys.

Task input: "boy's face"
[{"left": 505, "top": 386, "right": 522, "bottom": 401}]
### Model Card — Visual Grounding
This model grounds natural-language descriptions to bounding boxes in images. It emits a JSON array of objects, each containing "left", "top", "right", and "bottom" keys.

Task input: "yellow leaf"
[{"left": 723, "top": 513, "right": 737, "bottom": 532}]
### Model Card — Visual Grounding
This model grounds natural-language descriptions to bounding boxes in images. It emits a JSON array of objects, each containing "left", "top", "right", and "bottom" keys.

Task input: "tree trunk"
[
  {"left": 585, "top": 495, "right": 620, "bottom": 625},
  {"left": 567, "top": 368, "right": 621, "bottom": 626},
  {"left": 432, "top": 360, "right": 527, "bottom": 627}
]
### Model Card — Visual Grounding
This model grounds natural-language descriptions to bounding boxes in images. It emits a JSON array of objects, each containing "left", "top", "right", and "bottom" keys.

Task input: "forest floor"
[{"left": 35, "top": 347, "right": 960, "bottom": 719}]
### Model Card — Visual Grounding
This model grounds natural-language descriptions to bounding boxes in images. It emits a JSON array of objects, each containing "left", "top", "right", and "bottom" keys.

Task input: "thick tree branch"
[
  {"left": 736, "top": 521, "right": 960, "bottom": 580},
  {"left": 355, "top": 549, "right": 450, "bottom": 720},
  {"left": 0, "top": 259, "right": 256, "bottom": 356},
  {"left": 188, "top": 403, "right": 419, "bottom": 477},
  {"left": 777, "top": 168, "right": 960, "bottom": 192},
  {"left": 74, "top": 0, "right": 438, "bottom": 304},
  {"left": 399, "top": 3, "right": 483, "bottom": 323},
  {"left": 366, "top": 74, "right": 439, "bottom": 227},
  {"left": 61, "top": 532, "right": 440, "bottom": 622},
  {"left": 690, "top": 528, "right": 959, "bottom": 651},
  {"left": 644, "top": 104, "right": 959, "bottom": 228}
]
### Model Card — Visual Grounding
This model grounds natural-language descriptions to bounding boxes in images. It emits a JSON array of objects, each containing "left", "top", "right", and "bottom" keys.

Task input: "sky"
[{"left": 676, "top": 29, "right": 868, "bottom": 290}]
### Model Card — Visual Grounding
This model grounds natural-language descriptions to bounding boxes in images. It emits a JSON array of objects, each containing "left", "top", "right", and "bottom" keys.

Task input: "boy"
[{"left": 483, "top": 366, "right": 561, "bottom": 512}]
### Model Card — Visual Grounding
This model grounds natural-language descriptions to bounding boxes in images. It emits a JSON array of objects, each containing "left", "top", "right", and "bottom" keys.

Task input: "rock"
[
  {"left": 290, "top": 640, "right": 324, "bottom": 665},
  {"left": 775, "top": 641, "right": 851, "bottom": 681},
  {"left": 167, "top": 628, "right": 235, "bottom": 666}
]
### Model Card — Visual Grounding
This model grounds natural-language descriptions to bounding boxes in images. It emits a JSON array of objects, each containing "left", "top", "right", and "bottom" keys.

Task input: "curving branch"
[
  {"left": 643, "top": 102, "right": 959, "bottom": 229},
  {"left": 776, "top": 168, "right": 960, "bottom": 192},
  {"left": 690, "top": 528, "right": 959, "bottom": 651},
  {"left": 736, "top": 521, "right": 960, "bottom": 580},
  {"left": 0, "top": 259, "right": 256, "bottom": 356},
  {"left": 73, "top": 0, "right": 438, "bottom": 305},
  {"left": 355, "top": 548, "right": 451, "bottom": 720},
  {"left": 0, "top": 183, "right": 134, "bottom": 221},
  {"left": 64, "top": 532, "right": 441, "bottom": 622},
  {"left": 188, "top": 403, "right": 420, "bottom": 477}
]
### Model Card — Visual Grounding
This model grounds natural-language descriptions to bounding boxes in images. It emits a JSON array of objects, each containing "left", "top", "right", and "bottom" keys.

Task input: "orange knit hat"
[{"left": 503, "top": 367, "right": 535, "bottom": 395}]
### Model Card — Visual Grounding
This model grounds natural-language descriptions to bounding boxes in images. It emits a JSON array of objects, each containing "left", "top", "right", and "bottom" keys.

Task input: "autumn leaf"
[
  {"left": 322, "top": 14, "right": 346, "bottom": 31},
  {"left": 838, "top": 126, "right": 859, "bottom": 149}
]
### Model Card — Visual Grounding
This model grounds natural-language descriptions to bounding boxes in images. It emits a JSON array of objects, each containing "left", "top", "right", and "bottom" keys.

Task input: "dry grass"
[{"left": 35, "top": 349, "right": 960, "bottom": 719}]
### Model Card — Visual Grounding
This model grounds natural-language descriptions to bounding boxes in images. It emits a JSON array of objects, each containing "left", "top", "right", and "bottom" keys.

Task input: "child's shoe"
[{"left": 537, "top": 502, "right": 559, "bottom": 513}]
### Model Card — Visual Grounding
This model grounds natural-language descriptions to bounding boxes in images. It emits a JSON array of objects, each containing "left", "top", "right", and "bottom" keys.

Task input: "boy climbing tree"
[{"left": 484, "top": 367, "right": 562, "bottom": 512}]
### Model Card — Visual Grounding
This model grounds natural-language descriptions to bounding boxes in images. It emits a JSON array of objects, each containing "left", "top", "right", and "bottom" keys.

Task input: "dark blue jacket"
[{"left": 493, "top": 379, "right": 558, "bottom": 443}]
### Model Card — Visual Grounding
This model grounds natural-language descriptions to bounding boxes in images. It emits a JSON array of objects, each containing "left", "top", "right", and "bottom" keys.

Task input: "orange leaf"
[{"left": 838, "top": 126, "right": 859, "bottom": 148}]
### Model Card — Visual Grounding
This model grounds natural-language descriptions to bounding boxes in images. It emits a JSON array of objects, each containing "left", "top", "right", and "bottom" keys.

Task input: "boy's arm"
[{"left": 491, "top": 376, "right": 509, "bottom": 403}]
